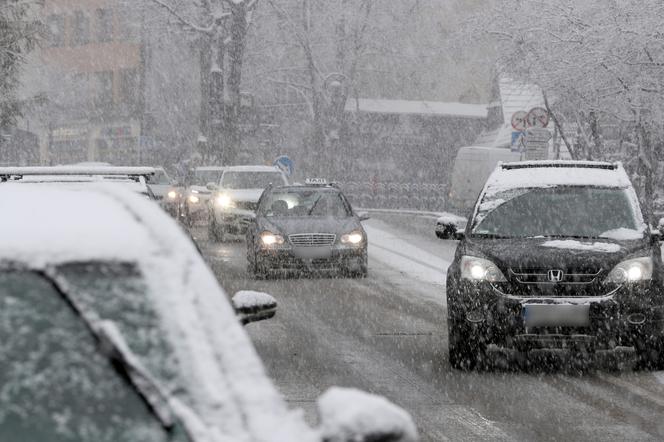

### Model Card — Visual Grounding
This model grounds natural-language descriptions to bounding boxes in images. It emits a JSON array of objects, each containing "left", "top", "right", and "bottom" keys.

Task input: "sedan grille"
[{"left": 289, "top": 233, "right": 336, "bottom": 247}]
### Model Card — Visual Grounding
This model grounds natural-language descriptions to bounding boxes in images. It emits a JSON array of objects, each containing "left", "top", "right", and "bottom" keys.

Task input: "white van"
[{"left": 448, "top": 146, "right": 521, "bottom": 214}]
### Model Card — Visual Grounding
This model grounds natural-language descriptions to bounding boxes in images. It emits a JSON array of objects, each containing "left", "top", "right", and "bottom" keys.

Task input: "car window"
[
  {"left": 473, "top": 186, "right": 642, "bottom": 238},
  {"left": 261, "top": 189, "right": 351, "bottom": 218},
  {"left": 0, "top": 270, "right": 187, "bottom": 442},
  {"left": 221, "top": 171, "right": 285, "bottom": 189},
  {"left": 153, "top": 169, "right": 171, "bottom": 185}
]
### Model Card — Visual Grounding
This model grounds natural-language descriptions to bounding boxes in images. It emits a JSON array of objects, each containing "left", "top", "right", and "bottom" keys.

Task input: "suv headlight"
[
  {"left": 216, "top": 194, "right": 236, "bottom": 208},
  {"left": 261, "top": 231, "right": 285, "bottom": 246},
  {"left": 461, "top": 256, "right": 506, "bottom": 282},
  {"left": 341, "top": 230, "right": 364, "bottom": 245},
  {"left": 604, "top": 257, "right": 653, "bottom": 283}
]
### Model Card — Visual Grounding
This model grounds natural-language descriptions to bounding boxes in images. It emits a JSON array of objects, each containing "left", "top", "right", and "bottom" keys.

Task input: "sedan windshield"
[
  {"left": 472, "top": 186, "right": 643, "bottom": 239},
  {"left": 221, "top": 171, "right": 284, "bottom": 189},
  {"left": 193, "top": 170, "right": 223, "bottom": 186},
  {"left": 261, "top": 189, "right": 351, "bottom": 217}
]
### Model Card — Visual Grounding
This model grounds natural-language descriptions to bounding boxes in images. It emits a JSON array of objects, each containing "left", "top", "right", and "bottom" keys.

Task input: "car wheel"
[
  {"left": 209, "top": 218, "right": 227, "bottom": 243},
  {"left": 247, "top": 248, "right": 267, "bottom": 280},
  {"left": 635, "top": 335, "right": 664, "bottom": 370},
  {"left": 448, "top": 317, "right": 487, "bottom": 370}
]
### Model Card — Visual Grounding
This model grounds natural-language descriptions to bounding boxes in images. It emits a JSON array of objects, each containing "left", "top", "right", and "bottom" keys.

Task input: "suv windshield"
[
  {"left": 221, "top": 171, "right": 284, "bottom": 189},
  {"left": 261, "top": 189, "right": 351, "bottom": 218},
  {"left": 193, "top": 170, "right": 223, "bottom": 186},
  {"left": 473, "top": 186, "right": 643, "bottom": 239}
]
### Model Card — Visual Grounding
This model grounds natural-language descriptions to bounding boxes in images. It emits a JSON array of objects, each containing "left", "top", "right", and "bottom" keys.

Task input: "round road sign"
[
  {"left": 511, "top": 111, "right": 528, "bottom": 131},
  {"left": 526, "top": 107, "right": 549, "bottom": 128}
]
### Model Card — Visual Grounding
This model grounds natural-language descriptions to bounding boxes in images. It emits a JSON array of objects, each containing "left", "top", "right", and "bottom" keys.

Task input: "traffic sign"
[
  {"left": 526, "top": 107, "right": 549, "bottom": 128},
  {"left": 511, "top": 111, "right": 528, "bottom": 131},
  {"left": 511, "top": 131, "right": 525, "bottom": 152},
  {"left": 273, "top": 155, "right": 294, "bottom": 177},
  {"left": 524, "top": 127, "right": 552, "bottom": 160}
]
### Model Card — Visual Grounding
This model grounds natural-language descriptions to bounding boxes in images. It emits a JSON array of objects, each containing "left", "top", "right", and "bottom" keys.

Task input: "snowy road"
[{"left": 194, "top": 215, "right": 664, "bottom": 441}]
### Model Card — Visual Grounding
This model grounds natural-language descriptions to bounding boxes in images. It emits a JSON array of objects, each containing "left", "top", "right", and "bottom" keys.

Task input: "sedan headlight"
[
  {"left": 604, "top": 257, "right": 653, "bottom": 283},
  {"left": 167, "top": 190, "right": 178, "bottom": 199},
  {"left": 461, "top": 256, "right": 506, "bottom": 282},
  {"left": 188, "top": 195, "right": 200, "bottom": 204},
  {"left": 260, "top": 231, "right": 285, "bottom": 246},
  {"left": 216, "top": 194, "right": 236, "bottom": 208},
  {"left": 341, "top": 230, "right": 364, "bottom": 245}
]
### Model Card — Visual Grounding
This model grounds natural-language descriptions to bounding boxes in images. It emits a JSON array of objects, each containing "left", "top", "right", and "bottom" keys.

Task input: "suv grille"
[
  {"left": 509, "top": 268, "right": 602, "bottom": 285},
  {"left": 289, "top": 233, "right": 336, "bottom": 247}
]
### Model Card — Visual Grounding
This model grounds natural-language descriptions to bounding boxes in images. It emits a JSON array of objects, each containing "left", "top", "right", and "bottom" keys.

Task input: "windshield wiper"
[
  {"left": 41, "top": 270, "right": 177, "bottom": 431},
  {"left": 308, "top": 195, "right": 322, "bottom": 215}
]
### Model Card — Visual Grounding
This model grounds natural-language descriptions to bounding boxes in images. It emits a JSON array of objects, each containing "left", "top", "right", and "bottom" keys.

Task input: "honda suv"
[{"left": 439, "top": 161, "right": 664, "bottom": 369}]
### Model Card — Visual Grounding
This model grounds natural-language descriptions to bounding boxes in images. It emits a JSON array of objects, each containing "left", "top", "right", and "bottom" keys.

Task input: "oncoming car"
[
  {"left": 209, "top": 165, "right": 288, "bottom": 242},
  {"left": 181, "top": 166, "right": 226, "bottom": 226},
  {"left": 0, "top": 182, "right": 417, "bottom": 441},
  {"left": 246, "top": 180, "right": 369, "bottom": 278},
  {"left": 440, "top": 161, "right": 664, "bottom": 370}
]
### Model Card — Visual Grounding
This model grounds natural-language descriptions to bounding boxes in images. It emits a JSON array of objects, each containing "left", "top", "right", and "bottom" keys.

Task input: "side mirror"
[
  {"left": 318, "top": 387, "right": 418, "bottom": 442},
  {"left": 232, "top": 291, "right": 277, "bottom": 325},
  {"left": 357, "top": 211, "right": 370, "bottom": 222},
  {"left": 435, "top": 215, "right": 466, "bottom": 240},
  {"left": 658, "top": 218, "right": 664, "bottom": 232},
  {"left": 206, "top": 182, "right": 218, "bottom": 191}
]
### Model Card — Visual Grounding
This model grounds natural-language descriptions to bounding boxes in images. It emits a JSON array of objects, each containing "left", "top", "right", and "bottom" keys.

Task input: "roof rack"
[
  {"left": 0, "top": 166, "right": 156, "bottom": 182},
  {"left": 501, "top": 162, "right": 618, "bottom": 171}
]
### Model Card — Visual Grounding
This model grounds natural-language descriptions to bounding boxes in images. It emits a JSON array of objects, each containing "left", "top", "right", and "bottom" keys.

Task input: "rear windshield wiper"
[{"left": 41, "top": 270, "right": 177, "bottom": 432}]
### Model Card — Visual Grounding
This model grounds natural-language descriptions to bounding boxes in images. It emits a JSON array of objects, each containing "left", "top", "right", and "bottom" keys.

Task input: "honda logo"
[{"left": 547, "top": 269, "right": 564, "bottom": 283}]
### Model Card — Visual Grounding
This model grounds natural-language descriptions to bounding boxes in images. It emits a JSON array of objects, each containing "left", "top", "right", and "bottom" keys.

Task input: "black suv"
[{"left": 439, "top": 161, "right": 664, "bottom": 369}]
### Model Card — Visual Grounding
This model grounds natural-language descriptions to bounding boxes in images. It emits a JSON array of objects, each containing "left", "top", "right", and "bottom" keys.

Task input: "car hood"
[
  {"left": 221, "top": 189, "right": 264, "bottom": 203},
  {"left": 463, "top": 236, "right": 651, "bottom": 273},
  {"left": 189, "top": 185, "right": 211, "bottom": 195},
  {"left": 259, "top": 216, "right": 362, "bottom": 237}
]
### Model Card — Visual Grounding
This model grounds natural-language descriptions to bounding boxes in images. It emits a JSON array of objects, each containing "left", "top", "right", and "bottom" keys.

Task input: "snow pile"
[
  {"left": 318, "top": 387, "right": 418, "bottom": 442},
  {"left": 232, "top": 291, "right": 277, "bottom": 310},
  {"left": 436, "top": 213, "right": 467, "bottom": 227},
  {"left": 541, "top": 240, "right": 621, "bottom": 253}
]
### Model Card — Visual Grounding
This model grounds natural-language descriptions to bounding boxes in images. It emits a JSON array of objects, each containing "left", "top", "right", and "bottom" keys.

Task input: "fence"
[{"left": 340, "top": 181, "right": 448, "bottom": 212}]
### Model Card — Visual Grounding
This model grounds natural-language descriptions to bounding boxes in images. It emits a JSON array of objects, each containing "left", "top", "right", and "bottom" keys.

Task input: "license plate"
[
  {"left": 522, "top": 304, "right": 590, "bottom": 327},
  {"left": 293, "top": 246, "right": 332, "bottom": 260}
]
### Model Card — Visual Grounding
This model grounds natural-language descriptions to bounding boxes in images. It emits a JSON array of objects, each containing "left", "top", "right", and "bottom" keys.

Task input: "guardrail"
[{"left": 357, "top": 208, "right": 467, "bottom": 224}]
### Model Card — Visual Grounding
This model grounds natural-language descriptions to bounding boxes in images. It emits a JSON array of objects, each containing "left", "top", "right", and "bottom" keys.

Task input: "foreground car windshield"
[
  {"left": 0, "top": 269, "right": 188, "bottom": 442},
  {"left": 473, "top": 186, "right": 642, "bottom": 239},
  {"left": 221, "top": 171, "right": 283, "bottom": 189},
  {"left": 261, "top": 189, "right": 351, "bottom": 218}
]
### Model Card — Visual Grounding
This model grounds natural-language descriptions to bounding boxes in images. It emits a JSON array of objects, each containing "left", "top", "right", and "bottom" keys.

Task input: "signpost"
[
  {"left": 526, "top": 107, "right": 549, "bottom": 128},
  {"left": 511, "top": 111, "right": 528, "bottom": 131}
]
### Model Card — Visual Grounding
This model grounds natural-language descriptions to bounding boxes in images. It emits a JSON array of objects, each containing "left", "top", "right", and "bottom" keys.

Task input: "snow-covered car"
[
  {"left": 246, "top": 180, "right": 370, "bottom": 278},
  {"left": 181, "top": 166, "right": 226, "bottom": 226},
  {"left": 0, "top": 166, "right": 157, "bottom": 199},
  {"left": 442, "top": 161, "right": 664, "bottom": 370},
  {"left": 209, "top": 165, "right": 288, "bottom": 242},
  {"left": 0, "top": 183, "right": 418, "bottom": 442}
]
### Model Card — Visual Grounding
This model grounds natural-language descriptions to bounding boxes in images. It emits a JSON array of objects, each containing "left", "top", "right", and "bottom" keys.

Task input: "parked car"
[
  {"left": 439, "top": 161, "right": 664, "bottom": 370},
  {"left": 246, "top": 179, "right": 370, "bottom": 278},
  {"left": 0, "top": 182, "right": 417, "bottom": 441},
  {"left": 181, "top": 166, "right": 226, "bottom": 226},
  {"left": 0, "top": 165, "right": 157, "bottom": 199},
  {"left": 209, "top": 165, "right": 288, "bottom": 242}
]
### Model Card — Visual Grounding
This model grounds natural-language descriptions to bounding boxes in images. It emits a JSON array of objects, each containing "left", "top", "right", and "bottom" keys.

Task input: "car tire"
[
  {"left": 448, "top": 317, "right": 487, "bottom": 370},
  {"left": 635, "top": 335, "right": 664, "bottom": 370},
  {"left": 247, "top": 248, "right": 267, "bottom": 280}
]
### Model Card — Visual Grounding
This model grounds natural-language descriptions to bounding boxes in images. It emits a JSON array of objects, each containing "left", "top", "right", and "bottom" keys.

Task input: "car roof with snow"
[
  {"left": 223, "top": 165, "right": 283, "bottom": 173},
  {"left": 0, "top": 182, "right": 317, "bottom": 441},
  {"left": 483, "top": 160, "right": 632, "bottom": 196}
]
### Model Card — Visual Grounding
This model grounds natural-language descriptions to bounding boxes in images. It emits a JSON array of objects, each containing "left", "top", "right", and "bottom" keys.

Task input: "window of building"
[
  {"left": 96, "top": 8, "right": 113, "bottom": 42},
  {"left": 72, "top": 11, "right": 90, "bottom": 46},
  {"left": 93, "top": 71, "right": 113, "bottom": 111},
  {"left": 46, "top": 15, "right": 65, "bottom": 47},
  {"left": 119, "top": 69, "right": 140, "bottom": 111}
]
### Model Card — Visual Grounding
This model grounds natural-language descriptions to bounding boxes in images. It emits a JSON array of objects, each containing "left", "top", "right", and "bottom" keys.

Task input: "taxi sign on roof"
[{"left": 305, "top": 178, "right": 328, "bottom": 185}]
